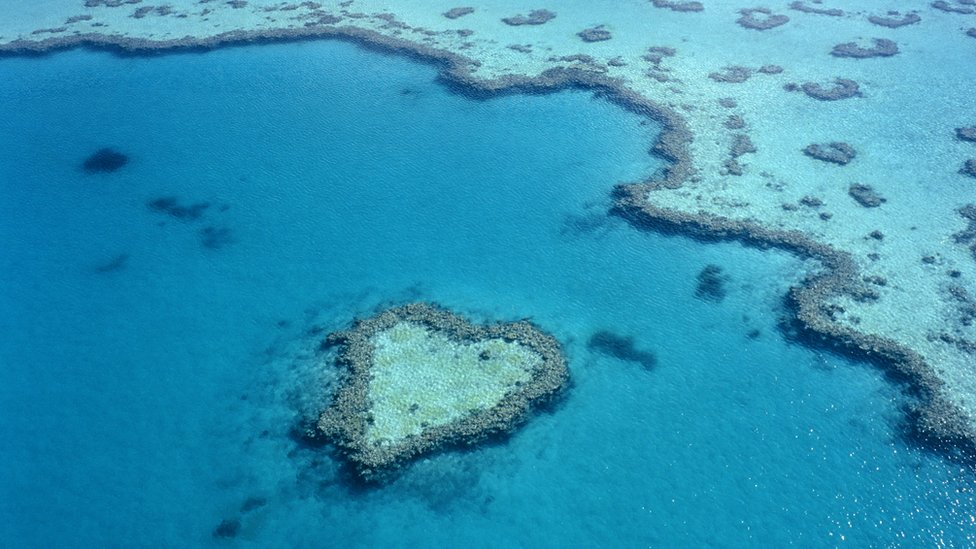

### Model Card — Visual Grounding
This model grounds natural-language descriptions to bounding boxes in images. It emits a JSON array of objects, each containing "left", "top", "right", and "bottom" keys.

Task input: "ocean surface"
[{"left": 1, "top": 39, "right": 974, "bottom": 547}]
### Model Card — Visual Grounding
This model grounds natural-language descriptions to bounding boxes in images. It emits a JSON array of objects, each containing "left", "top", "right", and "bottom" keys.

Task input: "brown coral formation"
[
  {"left": 789, "top": 1, "right": 843, "bottom": 16},
  {"left": 803, "top": 142, "right": 857, "bottom": 165},
  {"left": 955, "top": 126, "right": 976, "bottom": 142},
  {"left": 848, "top": 184, "right": 886, "bottom": 207},
  {"left": 708, "top": 65, "right": 752, "bottom": 83},
  {"left": 651, "top": 0, "right": 705, "bottom": 12},
  {"left": 954, "top": 205, "right": 976, "bottom": 260},
  {"left": 723, "top": 133, "right": 757, "bottom": 176},
  {"left": 798, "top": 78, "right": 862, "bottom": 100},
  {"left": 443, "top": 7, "right": 474, "bottom": 19},
  {"left": 868, "top": 12, "right": 921, "bottom": 27},
  {"left": 577, "top": 26, "right": 612, "bottom": 42},
  {"left": 831, "top": 38, "right": 899, "bottom": 59},
  {"left": 501, "top": 9, "right": 556, "bottom": 26},
  {"left": 318, "top": 303, "right": 568, "bottom": 482},
  {"left": 932, "top": 1, "right": 974, "bottom": 14},
  {"left": 961, "top": 159, "right": 976, "bottom": 178},
  {"left": 736, "top": 7, "right": 789, "bottom": 30}
]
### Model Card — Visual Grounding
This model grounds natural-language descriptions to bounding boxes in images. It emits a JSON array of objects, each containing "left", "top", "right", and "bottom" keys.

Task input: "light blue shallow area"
[{"left": 0, "top": 40, "right": 973, "bottom": 547}]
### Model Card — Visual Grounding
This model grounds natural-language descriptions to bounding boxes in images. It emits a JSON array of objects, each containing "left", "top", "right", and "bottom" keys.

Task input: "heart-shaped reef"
[{"left": 318, "top": 302, "right": 568, "bottom": 482}]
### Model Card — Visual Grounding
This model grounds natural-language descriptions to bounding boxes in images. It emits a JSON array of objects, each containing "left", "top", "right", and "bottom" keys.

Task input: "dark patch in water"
[
  {"left": 240, "top": 496, "right": 267, "bottom": 513},
  {"left": 212, "top": 518, "right": 240, "bottom": 538},
  {"left": 560, "top": 212, "right": 609, "bottom": 235},
  {"left": 199, "top": 226, "right": 235, "bottom": 249},
  {"left": 587, "top": 330, "right": 657, "bottom": 370},
  {"left": 93, "top": 252, "right": 129, "bottom": 273},
  {"left": 147, "top": 196, "right": 211, "bottom": 221},
  {"left": 390, "top": 453, "right": 489, "bottom": 513},
  {"left": 289, "top": 418, "right": 329, "bottom": 449},
  {"left": 695, "top": 264, "right": 729, "bottom": 302},
  {"left": 82, "top": 148, "right": 128, "bottom": 173}
]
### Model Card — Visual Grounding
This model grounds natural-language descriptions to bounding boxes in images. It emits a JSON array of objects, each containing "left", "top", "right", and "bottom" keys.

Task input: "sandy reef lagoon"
[
  {"left": 4, "top": 0, "right": 975, "bottom": 454},
  {"left": 317, "top": 303, "right": 567, "bottom": 481}
]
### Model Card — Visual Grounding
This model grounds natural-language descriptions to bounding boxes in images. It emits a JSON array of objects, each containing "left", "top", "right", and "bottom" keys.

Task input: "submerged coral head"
[{"left": 82, "top": 147, "right": 128, "bottom": 173}]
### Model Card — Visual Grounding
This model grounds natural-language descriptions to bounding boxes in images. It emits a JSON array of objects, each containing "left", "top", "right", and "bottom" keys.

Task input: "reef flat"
[
  {"left": 318, "top": 303, "right": 567, "bottom": 481},
  {"left": 5, "top": 1, "right": 975, "bottom": 456}
]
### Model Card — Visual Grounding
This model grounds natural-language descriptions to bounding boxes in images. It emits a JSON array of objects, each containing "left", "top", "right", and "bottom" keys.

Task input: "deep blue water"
[{"left": 1, "top": 40, "right": 974, "bottom": 547}]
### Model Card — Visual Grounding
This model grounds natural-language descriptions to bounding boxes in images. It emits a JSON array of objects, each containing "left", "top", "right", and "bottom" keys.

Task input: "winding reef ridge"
[
  {"left": 318, "top": 303, "right": 568, "bottom": 481},
  {"left": 4, "top": 1, "right": 975, "bottom": 457}
]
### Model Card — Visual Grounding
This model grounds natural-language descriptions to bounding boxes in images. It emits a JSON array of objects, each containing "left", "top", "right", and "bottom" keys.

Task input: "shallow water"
[{"left": 1, "top": 40, "right": 973, "bottom": 547}]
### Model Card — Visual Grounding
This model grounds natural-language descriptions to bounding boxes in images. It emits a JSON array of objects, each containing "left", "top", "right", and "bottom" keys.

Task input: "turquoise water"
[{"left": 1, "top": 40, "right": 973, "bottom": 547}]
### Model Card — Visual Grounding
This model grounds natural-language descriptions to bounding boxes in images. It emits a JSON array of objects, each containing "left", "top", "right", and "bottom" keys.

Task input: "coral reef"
[
  {"left": 848, "top": 184, "right": 886, "bottom": 207},
  {"left": 932, "top": 1, "right": 974, "bottom": 14},
  {"left": 798, "top": 78, "right": 861, "bottom": 100},
  {"left": 868, "top": 12, "right": 921, "bottom": 28},
  {"left": 612, "top": 184, "right": 976, "bottom": 458},
  {"left": 695, "top": 264, "right": 730, "bottom": 302},
  {"left": 947, "top": 285, "right": 976, "bottom": 328},
  {"left": 955, "top": 126, "right": 976, "bottom": 142},
  {"left": 789, "top": 1, "right": 843, "bottom": 16},
  {"left": 577, "top": 26, "right": 612, "bottom": 43},
  {"left": 799, "top": 195, "right": 824, "bottom": 208},
  {"left": 132, "top": 5, "right": 175, "bottom": 19},
  {"left": 803, "top": 142, "right": 857, "bottom": 165},
  {"left": 954, "top": 204, "right": 976, "bottom": 260},
  {"left": 736, "top": 8, "right": 789, "bottom": 30},
  {"left": 724, "top": 115, "right": 746, "bottom": 129},
  {"left": 961, "top": 159, "right": 976, "bottom": 178},
  {"left": 85, "top": 0, "right": 141, "bottom": 6},
  {"left": 723, "top": 133, "right": 756, "bottom": 175},
  {"left": 501, "top": 9, "right": 556, "bottom": 26},
  {"left": 443, "top": 7, "right": 474, "bottom": 20},
  {"left": 82, "top": 148, "right": 128, "bottom": 173},
  {"left": 318, "top": 303, "right": 568, "bottom": 482},
  {"left": 651, "top": 0, "right": 705, "bottom": 12},
  {"left": 31, "top": 27, "right": 68, "bottom": 35},
  {"left": 708, "top": 65, "right": 752, "bottom": 83},
  {"left": 831, "top": 38, "right": 898, "bottom": 59}
]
